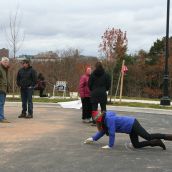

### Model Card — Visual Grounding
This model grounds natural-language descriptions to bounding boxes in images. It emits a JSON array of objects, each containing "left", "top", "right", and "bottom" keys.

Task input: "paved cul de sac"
[{"left": 0, "top": 102, "right": 172, "bottom": 172}]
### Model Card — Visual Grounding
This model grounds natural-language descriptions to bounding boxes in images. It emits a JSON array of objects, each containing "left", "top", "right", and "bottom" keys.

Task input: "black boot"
[
  {"left": 150, "top": 139, "right": 166, "bottom": 150},
  {"left": 164, "top": 134, "right": 172, "bottom": 141},
  {"left": 25, "top": 114, "right": 33, "bottom": 119},
  {"left": 18, "top": 113, "right": 26, "bottom": 118}
]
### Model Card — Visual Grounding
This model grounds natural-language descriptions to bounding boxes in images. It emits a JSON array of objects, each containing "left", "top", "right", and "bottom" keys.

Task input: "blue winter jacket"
[{"left": 92, "top": 111, "right": 135, "bottom": 147}]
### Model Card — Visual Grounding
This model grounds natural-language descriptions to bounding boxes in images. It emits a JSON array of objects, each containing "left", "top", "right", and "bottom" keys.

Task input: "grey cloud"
[{"left": 0, "top": 0, "right": 171, "bottom": 56}]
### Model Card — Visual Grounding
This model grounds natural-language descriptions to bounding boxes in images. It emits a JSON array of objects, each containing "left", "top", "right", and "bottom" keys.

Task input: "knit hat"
[
  {"left": 1, "top": 57, "right": 9, "bottom": 62},
  {"left": 22, "top": 59, "right": 30, "bottom": 64},
  {"left": 92, "top": 111, "right": 103, "bottom": 123}
]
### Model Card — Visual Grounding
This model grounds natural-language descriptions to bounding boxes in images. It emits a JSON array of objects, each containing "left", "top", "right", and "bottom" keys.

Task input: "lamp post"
[{"left": 160, "top": 0, "right": 171, "bottom": 105}]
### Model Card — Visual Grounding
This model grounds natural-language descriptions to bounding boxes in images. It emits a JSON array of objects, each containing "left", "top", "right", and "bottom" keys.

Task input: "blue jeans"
[
  {"left": 21, "top": 87, "right": 34, "bottom": 115},
  {"left": 0, "top": 93, "right": 6, "bottom": 120}
]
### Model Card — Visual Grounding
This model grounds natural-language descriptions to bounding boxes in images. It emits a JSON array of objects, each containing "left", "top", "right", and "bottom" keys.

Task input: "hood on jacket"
[
  {"left": 105, "top": 111, "right": 117, "bottom": 119},
  {"left": 93, "top": 68, "right": 105, "bottom": 77}
]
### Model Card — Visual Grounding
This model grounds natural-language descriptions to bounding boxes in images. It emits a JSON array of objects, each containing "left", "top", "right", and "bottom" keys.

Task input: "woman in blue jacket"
[{"left": 84, "top": 111, "right": 172, "bottom": 150}]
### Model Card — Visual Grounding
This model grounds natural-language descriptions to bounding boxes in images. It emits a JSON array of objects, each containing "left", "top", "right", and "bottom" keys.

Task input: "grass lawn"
[
  {"left": 6, "top": 97, "right": 77, "bottom": 103},
  {"left": 109, "top": 101, "right": 172, "bottom": 110}
]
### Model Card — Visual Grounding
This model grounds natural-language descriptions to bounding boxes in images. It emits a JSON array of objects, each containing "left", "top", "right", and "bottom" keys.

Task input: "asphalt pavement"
[{"left": 0, "top": 102, "right": 172, "bottom": 172}]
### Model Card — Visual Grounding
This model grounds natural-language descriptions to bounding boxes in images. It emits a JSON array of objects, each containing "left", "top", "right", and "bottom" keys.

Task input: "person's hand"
[
  {"left": 101, "top": 145, "right": 111, "bottom": 149},
  {"left": 84, "top": 137, "right": 94, "bottom": 144}
]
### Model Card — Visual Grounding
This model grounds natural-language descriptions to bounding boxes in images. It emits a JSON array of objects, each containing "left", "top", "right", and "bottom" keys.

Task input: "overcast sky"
[{"left": 0, "top": 0, "right": 171, "bottom": 57}]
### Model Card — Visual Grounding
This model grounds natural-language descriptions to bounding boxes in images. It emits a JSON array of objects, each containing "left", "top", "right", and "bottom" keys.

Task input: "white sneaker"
[
  {"left": 82, "top": 119, "right": 87, "bottom": 123},
  {"left": 84, "top": 137, "right": 94, "bottom": 144},
  {"left": 88, "top": 118, "right": 93, "bottom": 123},
  {"left": 83, "top": 119, "right": 91, "bottom": 123}
]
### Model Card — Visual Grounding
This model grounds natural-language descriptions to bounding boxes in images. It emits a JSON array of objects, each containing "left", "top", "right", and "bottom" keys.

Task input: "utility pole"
[{"left": 160, "top": 0, "right": 171, "bottom": 106}]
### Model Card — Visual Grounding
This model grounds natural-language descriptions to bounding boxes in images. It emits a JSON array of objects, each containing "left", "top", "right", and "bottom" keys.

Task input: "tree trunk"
[
  {"left": 109, "top": 68, "right": 114, "bottom": 103},
  {"left": 12, "top": 72, "right": 15, "bottom": 98}
]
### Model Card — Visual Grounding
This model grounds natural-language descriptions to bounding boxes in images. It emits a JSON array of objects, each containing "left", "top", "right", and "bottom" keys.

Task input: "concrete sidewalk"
[
  {"left": 111, "top": 98, "right": 161, "bottom": 104},
  {"left": 7, "top": 94, "right": 172, "bottom": 105},
  {"left": 5, "top": 101, "right": 172, "bottom": 115}
]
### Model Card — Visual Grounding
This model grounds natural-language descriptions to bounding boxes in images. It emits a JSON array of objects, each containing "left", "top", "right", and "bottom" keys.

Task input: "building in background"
[{"left": 0, "top": 48, "right": 9, "bottom": 58}]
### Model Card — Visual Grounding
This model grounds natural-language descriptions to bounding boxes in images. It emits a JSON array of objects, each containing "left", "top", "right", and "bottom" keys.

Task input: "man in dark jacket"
[
  {"left": 17, "top": 59, "right": 37, "bottom": 118},
  {"left": 0, "top": 57, "right": 10, "bottom": 123},
  {"left": 35, "top": 73, "right": 47, "bottom": 97},
  {"left": 88, "top": 61, "right": 111, "bottom": 119}
]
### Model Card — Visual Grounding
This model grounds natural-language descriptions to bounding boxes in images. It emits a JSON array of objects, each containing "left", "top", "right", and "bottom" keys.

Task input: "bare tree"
[
  {"left": 3, "top": 8, "right": 25, "bottom": 97},
  {"left": 5, "top": 8, "right": 25, "bottom": 59}
]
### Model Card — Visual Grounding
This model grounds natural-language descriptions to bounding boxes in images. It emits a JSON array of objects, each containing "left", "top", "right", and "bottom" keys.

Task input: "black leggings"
[
  {"left": 91, "top": 102, "right": 106, "bottom": 112},
  {"left": 129, "top": 119, "right": 166, "bottom": 148},
  {"left": 81, "top": 97, "right": 92, "bottom": 119}
]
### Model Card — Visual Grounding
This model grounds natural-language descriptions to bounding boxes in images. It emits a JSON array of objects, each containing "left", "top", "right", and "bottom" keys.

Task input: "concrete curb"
[{"left": 5, "top": 101, "right": 172, "bottom": 115}]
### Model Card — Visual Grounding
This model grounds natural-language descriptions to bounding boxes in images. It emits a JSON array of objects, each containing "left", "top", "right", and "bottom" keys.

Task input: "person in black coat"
[
  {"left": 17, "top": 59, "right": 37, "bottom": 118},
  {"left": 88, "top": 61, "right": 111, "bottom": 119},
  {"left": 35, "top": 73, "right": 47, "bottom": 97}
]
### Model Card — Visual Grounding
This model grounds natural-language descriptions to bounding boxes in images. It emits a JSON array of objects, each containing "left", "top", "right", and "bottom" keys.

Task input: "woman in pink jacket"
[{"left": 79, "top": 67, "right": 92, "bottom": 123}]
